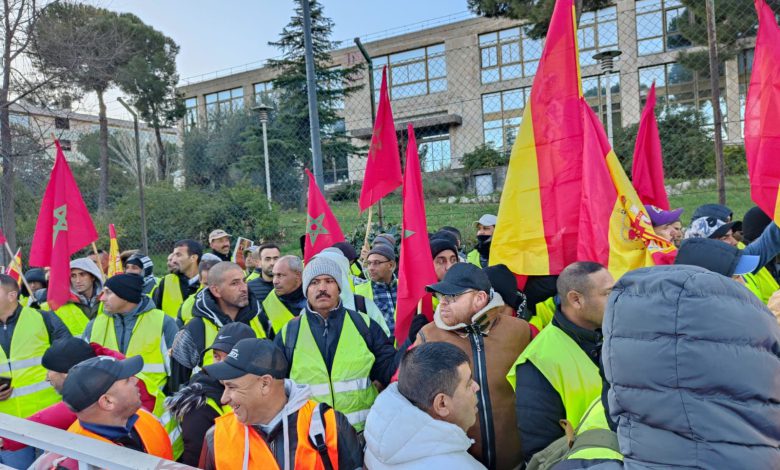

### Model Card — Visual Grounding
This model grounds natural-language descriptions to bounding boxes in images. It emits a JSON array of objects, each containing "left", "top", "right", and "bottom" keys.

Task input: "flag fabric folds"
[
  {"left": 5, "top": 249, "right": 22, "bottom": 287},
  {"left": 303, "top": 169, "right": 345, "bottom": 263},
  {"left": 578, "top": 99, "right": 676, "bottom": 279},
  {"left": 631, "top": 82, "right": 670, "bottom": 209},
  {"left": 745, "top": 0, "right": 780, "bottom": 224},
  {"left": 107, "top": 224, "right": 123, "bottom": 278},
  {"left": 29, "top": 140, "right": 98, "bottom": 310},
  {"left": 490, "top": 0, "right": 583, "bottom": 276},
  {"left": 359, "top": 66, "right": 402, "bottom": 212},
  {"left": 396, "top": 124, "right": 437, "bottom": 344}
]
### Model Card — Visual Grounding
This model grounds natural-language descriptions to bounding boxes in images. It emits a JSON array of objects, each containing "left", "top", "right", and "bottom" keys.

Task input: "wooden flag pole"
[
  {"left": 361, "top": 205, "right": 373, "bottom": 260},
  {"left": 2, "top": 242, "right": 35, "bottom": 306},
  {"left": 91, "top": 242, "right": 105, "bottom": 282}
]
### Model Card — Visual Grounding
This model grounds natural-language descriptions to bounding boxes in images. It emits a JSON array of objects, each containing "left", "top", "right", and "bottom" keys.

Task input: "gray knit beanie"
[{"left": 302, "top": 256, "right": 343, "bottom": 298}]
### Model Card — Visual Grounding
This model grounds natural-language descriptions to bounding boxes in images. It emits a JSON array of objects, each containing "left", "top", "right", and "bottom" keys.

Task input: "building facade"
[{"left": 178, "top": 0, "right": 754, "bottom": 182}]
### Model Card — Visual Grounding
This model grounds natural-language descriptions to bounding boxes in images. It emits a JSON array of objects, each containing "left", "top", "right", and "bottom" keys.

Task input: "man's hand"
[{"left": 0, "top": 384, "right": 14, "bottom": 401}]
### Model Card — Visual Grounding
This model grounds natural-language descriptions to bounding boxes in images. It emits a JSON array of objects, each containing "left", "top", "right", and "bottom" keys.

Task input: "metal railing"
[{"left": 0, "top": 413, "right": 196, "bottom": 470}]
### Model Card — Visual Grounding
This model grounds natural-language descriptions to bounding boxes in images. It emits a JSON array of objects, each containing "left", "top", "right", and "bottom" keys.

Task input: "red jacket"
[{"left": 2, "top": 343, "right": 156, "bottom": 452}]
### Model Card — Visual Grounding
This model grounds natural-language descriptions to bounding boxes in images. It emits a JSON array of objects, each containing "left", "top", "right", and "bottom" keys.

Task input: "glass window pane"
[
  {"left": 579, "top": 27, "right": 595, "bottom": 49},
  {"left": 391, "top": 48, "right": 425, "bottom": 64},
  {"left": 218, "top": 90, "right": 230, "bottom": 100},
  {"left": 428, "top": 56, "right": 446, "bottom": 78},
  {"left": 484, "top": 128, "right": 503, "bottom": 149},
  {"left": 523, "top": 60, "right": 539, "bottom": 77},
  {"left": 499, "top": 27, "right": 520, "bottom": 41},
  {"left": 636, "top": 12, "right": 663, "bottom": 40},
  {"left": 479, "top": 32, "right": 497, "bottom": 45},
  {"left": 231, "top": 87, "right": 243, "bottom": 98},
  {"left": 429, "top": 78, "right": 447, "bottom": 93},
  {"left": 583, "top": 77, "right": 600, "bottom": 98},
  {"left": 503, "top": 89, "right": 523, "bottom": 110},
  {"left": 523, "top": 37, "right": 543, "bottom": 61},
  {"left": 205, "top": 93, "right": 217, "bottom": 103},
  {"left": 638, "top": 37, "right": 664, "bottom": 55},
  {"left": 636, "top": 0, "right": 662, "bottom": 13},
  {"left": 502, "top": 42, "right": 520, "bottom": 63},
  {"left": 481, "top": 47, "right": 497, "bottom": 68},
  {"left": 482, "top": 68, "right": 499, "bottom": 84},
  {"left": 427, "top": 43, "right": 445, "bottom": 55},
  {"left": 580, "top": 11, "right": 595, "bottom": 25},
  {"left": 483, "top": 93, "right": 501, "bottom": 114},
  {"left": 599, "top": 21, "right": 618, "bottom": 47},
  {"left": 501, "top": 64, "right": 522, "bottom": 80}
]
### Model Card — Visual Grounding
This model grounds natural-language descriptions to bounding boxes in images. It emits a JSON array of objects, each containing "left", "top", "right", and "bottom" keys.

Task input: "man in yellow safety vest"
[
  {"left": 261, "top": 255, "right": 305, "bottom": 336},
  {"left": 151, "top": 240, "right": 202, "bottom": 318}
]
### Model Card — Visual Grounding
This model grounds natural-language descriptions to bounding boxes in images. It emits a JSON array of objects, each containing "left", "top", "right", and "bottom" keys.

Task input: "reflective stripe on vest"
[
  {"left": 286, "top": 312, "right": 378, "bottom": 431},
  {"left": 90, "top": 310, "right": 168, "bottom": 393},
  {"left": 202, "top": 317, "right": 266, "bottom": 368},
  {"left": 507, "top": 324, "right": 601, "bottom": 428},
  {"left": 140, "top": 372, "right": 183, "bottom": 460},
  {"left": 160, "top": 274, "right": 184, "bottom": 318},
  {"left": 565, "top": 398, "right": 623, "bottom": 461},
  {"left": 0, "top": 307, "right": 59, "bottom": 418},
  {"left": 68, "top": 409, "right": 173, "bottom": 460},
  {"left": 52, "top": 303, "right": 90, "bottom": 336},
  {"left": 213, "top": 400, "right": 338, "bottom": 470},
  {"left": 262, "top": 291, "right": 295, "bottom": 335}
]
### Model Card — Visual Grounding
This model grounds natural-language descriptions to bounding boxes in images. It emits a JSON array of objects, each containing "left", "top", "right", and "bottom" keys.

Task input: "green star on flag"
[
  {"left": 307, "top": 213, "right": 329, "bottom": 245},
  {"left": 403, "top": 229, "right": 415, "bottom": 239}
]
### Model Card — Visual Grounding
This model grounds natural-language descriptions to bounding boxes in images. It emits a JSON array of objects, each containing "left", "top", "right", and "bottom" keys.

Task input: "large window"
[
  {"left": 636, "top": 0, "right": 691, "bottom": 56},
  {"left": 582, "top": 74, "right": 621, "bottom": 130},
  {"left": 482, "top": 87, "right": 529, "bottom": 154},
  {"left": 184, "top": 97, "right": 198, "bottom": 129},
  {"left": 417, "top": 127, "right": 451, "bottom": 172},
  {"left": 639, "top": 62, "right": 726, "bottom": 132},
  {"left": 578, "top": 6, "right": 619, "bottom": 67},
  {"left": 478, "top": 27, "right": 542, "bottom": 84},
  {"left": 253, "top": 82, "right": 274, "bottom": 105},
  {"left": 373, "top": 44, "right": 447, "bottom": 100},
  {"left": 205, "top": 87, "right": 244, "bottom": 120}
]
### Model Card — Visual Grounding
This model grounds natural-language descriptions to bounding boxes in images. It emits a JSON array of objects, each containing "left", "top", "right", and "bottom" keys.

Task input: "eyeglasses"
[
  {"left": 436, "top": 290, "right": 475, "bottom": 304},
  {"left": 365, "top": 260, "right": 392, "bottom": 268}
]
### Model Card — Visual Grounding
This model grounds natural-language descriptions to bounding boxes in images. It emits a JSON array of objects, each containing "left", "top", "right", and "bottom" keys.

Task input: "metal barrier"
[{"left": 0, "top": 413, "right": 195, "bottom": 470}]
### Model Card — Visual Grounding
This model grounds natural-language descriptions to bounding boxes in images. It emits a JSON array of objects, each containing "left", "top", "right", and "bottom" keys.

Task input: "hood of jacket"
[
  {"left": 364, "top": 383, "right": 476, "bottom": 467},
  {"left": 191, "top": 287, "right": 261, "bottom": 328},
  {"left": 604, "top": 265, "right": 780, "bottom": 468},
  {"left": 70, "top": 257, "right": 105, "bottom": 290},
  {"left": 433, "top": 291, "right": 504, "bottom": 331}
]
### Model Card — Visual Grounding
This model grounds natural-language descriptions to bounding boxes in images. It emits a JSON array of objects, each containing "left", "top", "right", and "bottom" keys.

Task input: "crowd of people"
[{"left": 0, "top": 204, "right": 778, "bottom": 469}]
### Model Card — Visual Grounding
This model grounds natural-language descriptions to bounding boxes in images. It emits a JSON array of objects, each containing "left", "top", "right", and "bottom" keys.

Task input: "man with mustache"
[{"left": 274, "top": 256, "right": 399, "bottom": 432}]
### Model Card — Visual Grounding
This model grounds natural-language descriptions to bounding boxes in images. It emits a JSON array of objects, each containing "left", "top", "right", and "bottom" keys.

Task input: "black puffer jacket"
[{"left": 166, "top": 372, "right": 225, "bottom": 466}]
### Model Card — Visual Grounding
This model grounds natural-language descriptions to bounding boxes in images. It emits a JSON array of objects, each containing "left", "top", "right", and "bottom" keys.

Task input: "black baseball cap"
[
  {"left": 42, "top": 338, "right": 96, "bottom": 373},
  {"left": 203, "top": 339, "right": 288, "bottom": 381},
  {"left": 426, "top": 262, "right": 491, "bottom": 296},
  {"left": 675, "top": 238, "right": 760, "bottom": 277},
  {"left": 204, "top": 322, "right": 257, "bottom": 356},
  {"left": 61, "top": 355, "right": 144, "bottom": 412}
]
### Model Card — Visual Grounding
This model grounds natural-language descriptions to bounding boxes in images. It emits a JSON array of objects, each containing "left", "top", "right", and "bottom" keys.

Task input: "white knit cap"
[{"left": 302, "top": 256, "right": 343, "bottom": 298}]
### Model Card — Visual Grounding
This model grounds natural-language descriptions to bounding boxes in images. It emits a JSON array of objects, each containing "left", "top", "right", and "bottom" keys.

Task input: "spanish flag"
[
  {"left": 578, "top": 99, "right": 676, "bottom": 278},
  {"left": 5, "top": 248, "right": 22, "bottom": 287},
  {"left": 745, "top": 0, "right": 780, "bottom": 224},
  {"left": 107, "top": 224, "right": 123, "bottom": 278},
  {"left": 490, "top": 0, "right": 583, "bottom": 275}
]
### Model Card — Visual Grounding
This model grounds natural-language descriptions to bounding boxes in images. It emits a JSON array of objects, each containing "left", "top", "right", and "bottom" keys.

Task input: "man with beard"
[
  {"left": 208, "top": 229, "right": 232, "bottom": 262},
  {"left": 169, "top": 262, "right": 271, "bottom": 391},
  {"left": 152, "top": 240, "right": 202, "bottom": 318},
  {"left": 40, "top": 258, "right": 104, "bottom": 336},
  {"left": 247, "top": 243, "right": 281, "bottom": 302},
  {"left": 468, "top": 214, "right": 496, "bottom": 269}
]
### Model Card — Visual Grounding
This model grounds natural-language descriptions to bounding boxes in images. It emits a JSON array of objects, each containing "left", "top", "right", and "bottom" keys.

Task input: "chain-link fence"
[{"left": 6, "top": 0, "right": 774, "bottom": 274}]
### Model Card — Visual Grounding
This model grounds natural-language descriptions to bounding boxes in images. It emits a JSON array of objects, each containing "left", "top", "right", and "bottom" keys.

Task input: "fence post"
[{"left": 705, "top": 0, "right": 727, "bottom": 205}]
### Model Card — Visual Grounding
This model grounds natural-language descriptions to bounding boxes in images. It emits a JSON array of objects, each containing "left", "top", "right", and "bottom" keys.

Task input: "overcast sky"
[{"left": 84, "top": 0, "right": 475, "bottom": 119}]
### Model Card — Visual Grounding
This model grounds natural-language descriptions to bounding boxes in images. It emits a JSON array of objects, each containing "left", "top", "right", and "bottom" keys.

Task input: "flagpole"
[
  {"left": 2, "top": 243, "right": 35, "bottom": 306},
  {"left": 362, "top": 205, "right": 373, "bottom": 259},
  {"left": 91, "top": 242, "right": 105, "bottom": 282}
]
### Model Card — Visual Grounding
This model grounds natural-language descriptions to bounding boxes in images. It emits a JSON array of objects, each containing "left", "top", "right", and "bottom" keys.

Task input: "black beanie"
[
  {"left": 742, "top": 206, "right": 771, "bottom": 244},
  {"left": 430, "top": 238, "right": 457, "bottom": 259},
  {"left": 104, "top": 274, "right": 143, "bottom": 303},
  {"left": 42, "top": 338, "right": 96, "bottom": 373}
]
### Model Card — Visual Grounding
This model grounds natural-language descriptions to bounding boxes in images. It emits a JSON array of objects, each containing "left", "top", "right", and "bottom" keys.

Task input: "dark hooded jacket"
[
  {"left": 166, "top": 372, "right": 225, "bottom": 466},
  {"left": 168, "top": 289, "right": 270, "bottom": 392},
  {"left": 603, "top": 265, "right": 780, "bottom": 468}
]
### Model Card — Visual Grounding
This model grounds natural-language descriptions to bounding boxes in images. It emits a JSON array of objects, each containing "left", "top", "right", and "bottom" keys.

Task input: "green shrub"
[
  {"left": 461, "top": 144, "right": 508, "bottom": 173},
  {"left": 330, "top": 181, "right": 361, "bottom": 202}
]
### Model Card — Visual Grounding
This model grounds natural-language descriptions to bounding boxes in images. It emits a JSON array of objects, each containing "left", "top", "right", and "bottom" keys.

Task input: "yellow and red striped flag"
[
  {"left": 490, "top": 0, "right": 584, "bottom": 276},
  {"left": 745, "top": 0, "right": 780, "bottom": 224},
  {"left": 107, "top": 224, "right": 123, "bottom": 278},
  {"left": 577, "top": 99, "right": 676, "bottom": 278},
  {"left": 5, "top": 248, "right": 22, "bottom": 286}
]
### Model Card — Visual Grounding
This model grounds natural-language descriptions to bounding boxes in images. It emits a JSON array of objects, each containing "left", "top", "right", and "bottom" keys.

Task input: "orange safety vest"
[
  {"left": 67, "top": 409, "right": 173, "bottom": 460},
  {"left": 213, "top": 399, "right": 338, "bottom": 470}
]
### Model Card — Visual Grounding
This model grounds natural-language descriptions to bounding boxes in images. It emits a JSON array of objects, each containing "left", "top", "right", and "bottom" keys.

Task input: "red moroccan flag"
[
  {"left": 396, "top": 124, "right": 437, "bottom": 343},
  {"left": 303, "top": 169, "right": 345, "bottom": 263},
  {"left": 490, "top": 0, "right": 583, "bottom": 276},
  {"left": 29, "top": 140, "right": 98, "bottom": 310},
  {"left": 632, "top": 82, "right": 669, "bottom": 209},
  {"left": 578, "top": 99, "right": 676, "bottom": 279},
  {"left": 358, "top": 66, "right": 402, "bottom": 212},
  {"left": 746, "top": 0, "right": 780, "bottom": 224}
]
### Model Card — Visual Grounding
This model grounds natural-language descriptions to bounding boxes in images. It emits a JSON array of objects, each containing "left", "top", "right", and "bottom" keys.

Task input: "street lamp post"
[
  {"left": 117, "top": 97, "right": 149, "bottom": 255},
  {"left": 593, "top": 50, "right": 622, "bottom": 147},
  {"left": 252, "top": 104, "right": 273, "bottom": 209}
]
